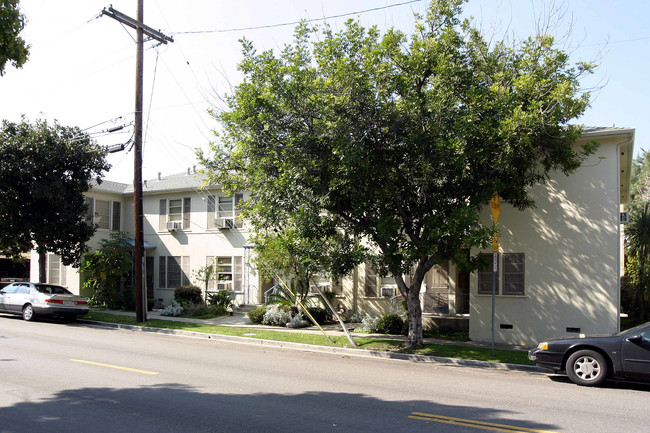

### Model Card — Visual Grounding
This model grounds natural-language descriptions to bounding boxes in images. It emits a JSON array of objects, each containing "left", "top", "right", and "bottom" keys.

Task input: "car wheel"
[
  {"left": 22, "top": 304, "right": 35, "bottom": 321},
  {"left": 566, "top": 350, "right": 607, "bottom": 386}
]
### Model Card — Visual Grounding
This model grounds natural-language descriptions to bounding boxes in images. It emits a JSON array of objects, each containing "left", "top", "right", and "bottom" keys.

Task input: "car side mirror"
[{"left": 626, "top": 335, "right": 643, "bottom": 344}]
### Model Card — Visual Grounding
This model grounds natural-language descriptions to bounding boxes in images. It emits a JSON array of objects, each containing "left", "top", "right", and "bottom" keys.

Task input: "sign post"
[{"left": 490, "top": 193, "right": 501, "bottom": 355}]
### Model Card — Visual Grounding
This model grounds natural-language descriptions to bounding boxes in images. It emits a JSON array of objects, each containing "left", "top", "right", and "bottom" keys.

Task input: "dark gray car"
[
  {"left": 529, "top": 322, "right": 650, "bottom": 386},
  {"left": 0, "top": 282, "right": 89, "bottom": 321}
]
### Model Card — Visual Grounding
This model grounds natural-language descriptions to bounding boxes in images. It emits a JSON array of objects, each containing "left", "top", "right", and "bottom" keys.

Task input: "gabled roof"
[
  {"left": 90, "top": 171, "right": 218, "bottom": 196},
  {"left": 140, "top": 171, "right": 212, "bottom": 194}
]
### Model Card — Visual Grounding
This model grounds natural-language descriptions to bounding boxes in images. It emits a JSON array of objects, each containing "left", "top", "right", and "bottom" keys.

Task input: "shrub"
[
  {"left": 183, "top": 301, "right": 211, "bottom": 317},
  {"left": 175, "top": 285, "right": 202, "bottom": 304},
  {"left": 287, "top": 314, "right": 308, "bottom": 328},
  {"left": 304, "top": 306, "right": 328, "bottom": 324},
  {"left": 262, "top": 304, "right": 292, "bottom": 326},
  {"left": 248, "top": 305, "right": 267, "bottom": 324},
  {"left": 344, "top": 310, "right": 364, "bottom": 323},
  {"left": 358, "top": 314, "right": 381, "bottom": 333},
  {"left": 208, "top": 291, "right": 233, "bottom": 309},
  {"left": 160, "top": 299, "right": 183, "bottom": 317},
  {"left": 377, "top": 313, "right": 405, "bottom": 335},
  {"left": 210, "top": 305, "right": 228, "bottom": 316}
]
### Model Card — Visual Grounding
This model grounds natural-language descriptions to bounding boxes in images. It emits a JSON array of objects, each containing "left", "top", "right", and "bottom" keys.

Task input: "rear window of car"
[{"left": 36, "top": 285, "right": 72, "bottom": 295}]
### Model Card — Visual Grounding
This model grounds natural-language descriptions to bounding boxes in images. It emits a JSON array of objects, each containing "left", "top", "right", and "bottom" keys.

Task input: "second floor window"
[
  {"left": 159, "top": 198, "right": 191, "bottom": 231},
  {"left": 85, "top": 197, "right": 121, "bottom": 231},
  {"left": 208, "top": 193, "right": 244, "bottom": 229}
]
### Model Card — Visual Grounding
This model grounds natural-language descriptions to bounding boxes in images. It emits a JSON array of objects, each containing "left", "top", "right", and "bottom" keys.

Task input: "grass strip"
[{"left": 84, "top": 312, "right": 533, "bottom": 366}]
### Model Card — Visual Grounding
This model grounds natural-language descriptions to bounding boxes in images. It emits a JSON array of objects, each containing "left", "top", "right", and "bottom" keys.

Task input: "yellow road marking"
[
  {"left": 409, "top": 412, "right": 558, "bottom": 433},
  {"left": 70, "top": 359, "right": 158, "bottom": 375}
]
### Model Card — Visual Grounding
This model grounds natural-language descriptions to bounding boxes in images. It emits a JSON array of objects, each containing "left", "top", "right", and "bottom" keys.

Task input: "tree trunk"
[
  {"left": 405, "top": 284, "right": 424, "bottom": 348},
  {"left": 396, "top": 259, "right": 432, "bottom": 349}
]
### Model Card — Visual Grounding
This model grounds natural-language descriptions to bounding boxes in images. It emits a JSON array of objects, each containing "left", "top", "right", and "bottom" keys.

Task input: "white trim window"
[
  {"left": 208, "top": 193, "right": 244, "bottom": 229},
  {"left": 477, "top": 252, "right": 525, "bottom": 296},
  {"left": 159, "top": 256, "right": 190, "bottom": 288},
  {"left": 159, "top": 198, "right": 191, "bottom": 231},
  {"left": 213, "top": 256, "right": 243, "bottom": 292},
  {"left": 364, "top": 262, "right": 378, "bottom": 297},
  {"left": 503, "top": 253, "right": 525, "bottom": 295},
  {"left": 47, "top": 254, "right": 67, "bottom": 286},
  {"left": 85, "top": 198, "right": 121, "bottom": 231},
  {"left": 478, "top": 253, "right": 498, "bottom": 295}
]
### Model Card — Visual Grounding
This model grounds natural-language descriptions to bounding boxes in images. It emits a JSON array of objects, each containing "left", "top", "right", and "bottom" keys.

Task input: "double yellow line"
[{"left": 409, "top": 412, "right": 557, "bottom": 433}]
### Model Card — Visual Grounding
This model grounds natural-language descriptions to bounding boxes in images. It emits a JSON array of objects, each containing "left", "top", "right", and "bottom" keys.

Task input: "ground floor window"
[
  {"left": 206, "top": 256, "right": 243, "bottom": 292},
  {"left": 47, "top": 254, "right": 67, "bottom": 286},
  {"left": 159, "top": 256, "right": 190, "bottom": 288},
  {"left": 503, "top": 253, "right": 525, "bottom": 295},
  {"left": 478, "top": 253, "right": 498, "bottom": 295},
  {"left": 364, "top": 262, "right": 378, "bottom": 297},
  {"left": 477, "top": 252, "right": 525, "bottom": 296}
]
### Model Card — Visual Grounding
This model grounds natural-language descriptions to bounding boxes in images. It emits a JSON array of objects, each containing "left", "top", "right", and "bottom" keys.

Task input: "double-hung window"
[
  {"left": 85, "top": 197, "right": 121, "bottom": 230},
  {"left": 47, "top": 254, "right": 67, "bottom": 286},
  {"left": 503, "top": 253, "right": 525, "bottom": 295},
  {"left": 478, "top": 253, "right": 498, "bottom": 295},
  {"left": 158, "top": 256, "right": 190, "bottom": 288},
  {"left": 207, "top": 256, "right": 243, "bottom": 291},
  {"left": 477, "top": 252, "right": 525, "bottom": 295},
  {"left": 159, "top": 198, "right": 191, "bottom": 231},
  {"left": 208, "top": 193, "right": 244, "bottom": 229},
  {"left": 364, "top": 262, "right": 378, "bottom": 297}
]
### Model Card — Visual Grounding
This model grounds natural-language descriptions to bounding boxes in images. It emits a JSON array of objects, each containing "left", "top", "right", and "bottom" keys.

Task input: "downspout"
[{"left": 616, "top": 135, "right": 633, "bottom": 332}]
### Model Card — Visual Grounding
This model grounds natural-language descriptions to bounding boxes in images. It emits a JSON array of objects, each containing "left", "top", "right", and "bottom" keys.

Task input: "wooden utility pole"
[{"left": 101, "top": 2, "right": 173, "bottom": 322}]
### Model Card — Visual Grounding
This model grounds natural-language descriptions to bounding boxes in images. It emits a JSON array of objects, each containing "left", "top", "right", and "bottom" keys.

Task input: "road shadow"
[
  {"left": 548, "top": 374, "right": 650, "bottom": 391},
  {"left": 0, "top": 384, "right": 561, "bottom": 433}
]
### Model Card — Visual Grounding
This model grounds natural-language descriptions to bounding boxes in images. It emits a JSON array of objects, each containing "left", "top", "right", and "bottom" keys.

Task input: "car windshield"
[{"left": 35, "top": 285, "right": 72, "bottom": 295}]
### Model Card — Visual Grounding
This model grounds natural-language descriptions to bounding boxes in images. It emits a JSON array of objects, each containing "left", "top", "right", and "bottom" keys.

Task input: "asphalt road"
[{"left": 1, "top": 315, "right": 649, "bottom": 433}]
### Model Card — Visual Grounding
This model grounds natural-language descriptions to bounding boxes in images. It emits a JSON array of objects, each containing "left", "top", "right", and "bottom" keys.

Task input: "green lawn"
[{"left": 84, "top": 312, "right": 534, "bottom": 366}]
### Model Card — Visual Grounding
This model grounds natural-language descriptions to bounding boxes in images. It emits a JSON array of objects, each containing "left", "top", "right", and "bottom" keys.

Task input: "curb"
[{"left": 79, "top": 319, "right": 548, "bottom": 374}]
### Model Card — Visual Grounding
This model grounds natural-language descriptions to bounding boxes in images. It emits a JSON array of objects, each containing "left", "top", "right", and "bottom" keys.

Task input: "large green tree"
[
  {"left": 0, "top": 0, "right": 29, "bottom": 76},
  {"left": 0, "top": 117, "right": 110, "bottom": 281},
  {"left": 201, "top": 0, "right": 596, "bottom": 347}
]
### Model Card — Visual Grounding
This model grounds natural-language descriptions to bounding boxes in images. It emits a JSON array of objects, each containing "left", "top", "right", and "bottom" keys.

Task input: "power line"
[{"left": 171, "top": 0, "right": 425, "bottom": 35}]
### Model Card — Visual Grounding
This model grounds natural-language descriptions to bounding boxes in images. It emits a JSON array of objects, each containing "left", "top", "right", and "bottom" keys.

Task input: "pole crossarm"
[{"left": 101, "top": 6, "right": 174, "bottom": 44}]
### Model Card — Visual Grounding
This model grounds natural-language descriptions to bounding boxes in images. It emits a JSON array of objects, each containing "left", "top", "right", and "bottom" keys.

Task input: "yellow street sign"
[
  {"left": 492, "top": 234, "right": 499, "bottom": 253},
  {"left": 490, "top": 192, "right": 501, "bottom": 223}
]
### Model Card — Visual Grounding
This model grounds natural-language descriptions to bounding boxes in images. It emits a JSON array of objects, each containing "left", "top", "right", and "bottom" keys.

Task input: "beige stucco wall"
[{"left": 469, "top": 135, "right": 625, "bottom": 346}]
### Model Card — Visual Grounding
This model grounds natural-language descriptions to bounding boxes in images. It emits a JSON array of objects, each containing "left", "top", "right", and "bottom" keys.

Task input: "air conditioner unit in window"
[
  {"left": 380, "top": 287, "right": 395, "bottom": 297},
  {"left": 620, "top": 211, "right": 630, "bottom": 224},
  {"left": 166, "top": 221, "right": 182, "bottom": 232},
  {"left": 215, "top": 218, "right": 235, "bottom": 230}
]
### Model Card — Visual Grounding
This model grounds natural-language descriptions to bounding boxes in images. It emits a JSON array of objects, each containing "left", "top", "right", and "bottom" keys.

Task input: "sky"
[{"left": 1, "top": 0, "right": 648, "bottom": 184}]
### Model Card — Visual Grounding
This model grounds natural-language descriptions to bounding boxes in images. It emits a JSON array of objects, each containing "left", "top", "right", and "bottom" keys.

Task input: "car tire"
[
  {"left": 566, "top": 350, "right": 607, "bottom": 386},
  {"left": 22, "top": 304, "right": 35, "bottom": 321}
]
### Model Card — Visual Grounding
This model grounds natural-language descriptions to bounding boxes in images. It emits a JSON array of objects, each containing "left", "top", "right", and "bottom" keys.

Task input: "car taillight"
[
  {"left": 76, "top": 301, "right": 88, "bottom": 305},
  {"left": 45, "top": 299, "right": 63, "bottom": 304}
]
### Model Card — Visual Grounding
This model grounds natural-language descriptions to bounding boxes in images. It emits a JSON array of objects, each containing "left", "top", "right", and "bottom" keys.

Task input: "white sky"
[{"left": 1, "top": 0, "right": 648, "bottom": 184}]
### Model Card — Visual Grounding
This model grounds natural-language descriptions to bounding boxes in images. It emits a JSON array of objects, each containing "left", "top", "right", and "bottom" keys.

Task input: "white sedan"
[{"left": 0, "top": 282, "right": 89, "bottom": 321}]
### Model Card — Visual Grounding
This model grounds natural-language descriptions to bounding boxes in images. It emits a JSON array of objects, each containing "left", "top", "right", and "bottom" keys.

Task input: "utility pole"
[{"left": 101, "top": 2, "right": 173, "bottom": 322}]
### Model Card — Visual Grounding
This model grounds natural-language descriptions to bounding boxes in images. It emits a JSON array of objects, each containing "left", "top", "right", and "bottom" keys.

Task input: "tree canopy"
[
  {"left": 201, "top": 0, "right": 596, "bottom": 347},
  {"left": 0, "top": 0, "right": 30, "bottom": 76},
  {"left": 0, "top": 117, "right": 110, "bottom": 281}
]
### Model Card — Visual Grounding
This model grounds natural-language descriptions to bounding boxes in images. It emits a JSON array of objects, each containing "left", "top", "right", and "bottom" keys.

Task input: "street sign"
[
  {"left": 492, "top": 234, "right": 500, "bottom": 253},
  {"left": 490, "top": 192, "right": 501, "bottom": 223}
]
